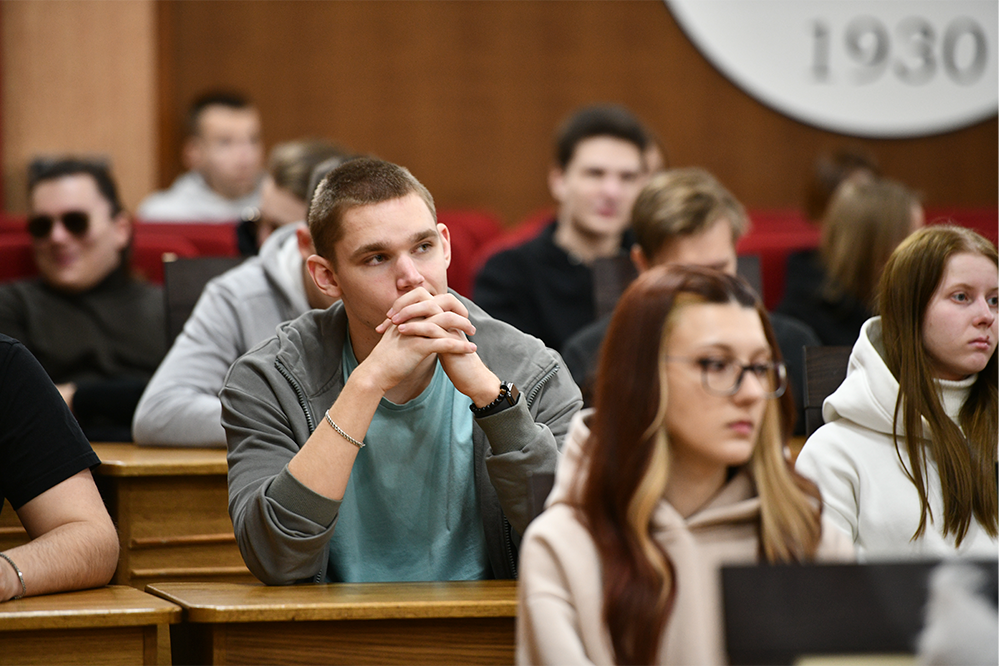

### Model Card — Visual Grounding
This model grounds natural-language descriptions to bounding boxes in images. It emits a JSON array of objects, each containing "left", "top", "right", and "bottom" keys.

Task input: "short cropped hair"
[
  {"left": 28, "top": 157, "right": 123, "bottom": 216},
  {"left": 554, "top": 104, "right": 649, "bottom": 170},
  {"left": 308, "top": 158, "right": 436, "bottom": 263},
  {"left": 267, "top": 139, "right": 351, "bottom": 204},
  {"left": 187, "top": 90, "right": 255, "bottom": 137},
  {"left": 631, "top": 168, "right": 747, "bottom": 261}
]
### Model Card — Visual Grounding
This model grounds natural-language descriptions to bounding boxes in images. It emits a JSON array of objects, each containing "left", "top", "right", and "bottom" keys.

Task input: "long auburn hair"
[
  {"left": 878, "top": 225, "right": 998, "bottom": 545},
  {"left": 577, "top": 266, "right": 823, "bottom": 665}
]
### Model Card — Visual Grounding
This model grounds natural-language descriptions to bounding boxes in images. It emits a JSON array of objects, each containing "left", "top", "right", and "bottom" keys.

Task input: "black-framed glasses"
[
  {"left": 665, "top": 356, "right": 788, "bottom": 398},
  {"left": 27, "top": 211, "right": 90, "bottom": 239}
]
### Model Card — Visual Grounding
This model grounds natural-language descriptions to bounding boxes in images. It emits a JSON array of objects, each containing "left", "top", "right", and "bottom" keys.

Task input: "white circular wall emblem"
[{"left": 667, "top": 0, "right": 998, "bottom": 138}]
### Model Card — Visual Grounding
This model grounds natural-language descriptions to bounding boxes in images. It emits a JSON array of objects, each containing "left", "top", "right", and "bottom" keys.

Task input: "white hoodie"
[{"left": 795, "top": 317, "right": 998, "bottom": 561}]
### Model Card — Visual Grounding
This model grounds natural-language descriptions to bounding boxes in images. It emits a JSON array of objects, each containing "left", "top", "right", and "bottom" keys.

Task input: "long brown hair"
[
  {"left": 821, "top": 177, "right": 920, "bottom": 307},
  {"left": 578, "top": 265, "right": 823, "bottom": 665},
  {"left": 878, "top": 225, "right": 998, "bottom": 545}
]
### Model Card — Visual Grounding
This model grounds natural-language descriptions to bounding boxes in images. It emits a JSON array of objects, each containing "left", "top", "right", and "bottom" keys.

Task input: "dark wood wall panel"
[{"left": 162, "top": 0, "right": 997, "bottom": 226}]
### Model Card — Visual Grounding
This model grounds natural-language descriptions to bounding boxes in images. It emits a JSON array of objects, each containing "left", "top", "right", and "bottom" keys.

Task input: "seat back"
[
  {"left": 436, "top": 209, "right": 504, "bottom": 297},
  {"left": 803, "top": 345, "right": 851, "bottom": 436},
  {"left": 736, "top": 254, "right": 762, "bottom": 299},
  {"left": 722, "top": 559, "right": 998, "bottom": 665},
  {"left": 163, "top": 255, "right": 244, "bottom": 343}
]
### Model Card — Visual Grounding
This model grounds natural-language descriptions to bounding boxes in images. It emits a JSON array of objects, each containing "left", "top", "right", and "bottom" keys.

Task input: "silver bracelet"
[
  {"left": 325, "top": 410, "right": 365, "bottom": 449},
  {"left": 0, "top": 552, "right": 26, "bottom": 600}
]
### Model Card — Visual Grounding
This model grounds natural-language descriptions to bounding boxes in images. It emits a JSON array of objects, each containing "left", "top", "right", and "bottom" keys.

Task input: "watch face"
[{"left": 667, "top": 0, "right": 998, "bottom": 138}]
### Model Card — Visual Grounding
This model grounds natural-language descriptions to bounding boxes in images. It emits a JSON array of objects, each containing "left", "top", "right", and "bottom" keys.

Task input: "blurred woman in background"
[{"left": 778, "top": 177, "right": 923, "bottom": 346}]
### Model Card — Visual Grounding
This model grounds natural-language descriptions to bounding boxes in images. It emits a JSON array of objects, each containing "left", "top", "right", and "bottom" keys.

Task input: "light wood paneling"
[{"left": 1, "top": 0, "right": 157, "bottom": 214}]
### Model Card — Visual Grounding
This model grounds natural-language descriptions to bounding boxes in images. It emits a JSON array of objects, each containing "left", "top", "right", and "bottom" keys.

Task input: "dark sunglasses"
[{"left": 27, "top": 211, "right": 90, "bottom": 239}]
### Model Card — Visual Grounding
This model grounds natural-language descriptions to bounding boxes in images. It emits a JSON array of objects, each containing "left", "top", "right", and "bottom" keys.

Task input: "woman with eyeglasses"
[
  {"left": 516, "top": 265, "right": 853, "bottom": 666},
  {"left": 795, "top": 226, "right": 998, "bottom": 561}
]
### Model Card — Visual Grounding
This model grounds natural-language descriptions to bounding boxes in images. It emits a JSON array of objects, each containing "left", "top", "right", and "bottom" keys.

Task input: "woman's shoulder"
[{"left": 524, "top": 503, "right": 591, "bottom": 547}]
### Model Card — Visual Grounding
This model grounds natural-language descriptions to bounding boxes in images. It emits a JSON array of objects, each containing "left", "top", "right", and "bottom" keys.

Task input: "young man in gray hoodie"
[
  {"left": 133, "top": 140, "right": 345, "bottom": 447},
  {"left": 221, "top": 158, "right": 582, "bottom": 585}
]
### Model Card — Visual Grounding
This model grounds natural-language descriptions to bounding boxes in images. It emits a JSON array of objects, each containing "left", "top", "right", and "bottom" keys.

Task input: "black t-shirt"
[{"left": 0, "top": 334, "right": 99, "bottom": 512}]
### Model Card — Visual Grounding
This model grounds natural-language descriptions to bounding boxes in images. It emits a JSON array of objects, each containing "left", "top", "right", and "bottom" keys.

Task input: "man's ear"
[
  {"left": 548, "top": 165, "right": 566, "bottom": 204},
  {"left": 630, "top": 244, "right": 650, "bottom": 274},
  {"left": 295, "top": 224, "right": 316, "bottom": 260},
  {"left": 182, "top": 136, "right": 202, "bottom": 172},
  {"left": 306, "top": 254, "right": 343, "bottom": 300},
  {"left": 437, "top": 222, "right": 452, "bottom": 269},
  {"left": 111, "top": 213, "right": 132, "bottom": 252}
]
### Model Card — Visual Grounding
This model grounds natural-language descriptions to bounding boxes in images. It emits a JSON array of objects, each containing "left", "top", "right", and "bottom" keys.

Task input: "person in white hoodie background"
[
  {"left": 795, "top": 225, "right": 998, "bottom": 561},
  {"left": 517, "top": 266, "right": 853, "bottom": 666}
]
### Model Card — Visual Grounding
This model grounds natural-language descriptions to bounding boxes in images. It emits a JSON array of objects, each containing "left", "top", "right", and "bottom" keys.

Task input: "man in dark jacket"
[
  {"left": 0, "top": 159, "right": 166, "bottom": 441},
  {"left": 474, "top": 104, "right": 650, "bottom": 352}
]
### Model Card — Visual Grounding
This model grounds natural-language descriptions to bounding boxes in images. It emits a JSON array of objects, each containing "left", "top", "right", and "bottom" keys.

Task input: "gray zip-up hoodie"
[
  {"left": 221, "top": 295, "right": 582, "bottom": 584},
  {"left": 133, "top": 223, "right": 310, "bottom": 446}
]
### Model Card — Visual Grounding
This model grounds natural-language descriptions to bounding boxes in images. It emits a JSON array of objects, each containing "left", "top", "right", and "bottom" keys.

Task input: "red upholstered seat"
[
  {"left": 134, "top": 221, "right": 240, "bottom": 257},
  {"left": 0, "top": 235, "right": 37, "bottom": 283},
  {"left": 131, "top": 233, "right": 200, "bottom": 283},
  {"left": 0, "top": 229, "right": 199, "bottom": 285},
  {"left": 737, "top": 210, "right": 822, "bottom": 311},
  {"left": 436, "top": 209, "right": 504, "bottom": 298}
]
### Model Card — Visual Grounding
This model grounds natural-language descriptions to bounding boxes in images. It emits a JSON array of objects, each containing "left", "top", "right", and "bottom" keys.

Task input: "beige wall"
[{"left": 2, "top": 0, "right": 157, "bottom": 214}]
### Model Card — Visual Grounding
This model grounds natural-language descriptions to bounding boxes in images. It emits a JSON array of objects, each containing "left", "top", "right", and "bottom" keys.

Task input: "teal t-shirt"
[{"left": 327, "top": 335, "right": 490, "bottom": 582}]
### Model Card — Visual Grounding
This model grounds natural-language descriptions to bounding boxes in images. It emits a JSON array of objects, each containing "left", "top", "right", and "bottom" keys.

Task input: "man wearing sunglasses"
[{"left": 0, "top": 159, "right": 166, "bottom": 441}]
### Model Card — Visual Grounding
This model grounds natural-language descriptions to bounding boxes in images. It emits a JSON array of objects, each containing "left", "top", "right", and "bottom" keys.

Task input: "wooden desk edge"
[
  {"left": 91, "top": 442, "right": 229, "bottom": 477},
  {"left": 0, "top": 586, "right": 182, "bottom": 631},
  {"left": 146, "top": 581, "right": 517, "bottom": 624}
]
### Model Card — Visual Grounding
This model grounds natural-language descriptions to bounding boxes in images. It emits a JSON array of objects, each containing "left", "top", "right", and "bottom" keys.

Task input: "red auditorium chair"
[
  {"left": 0, "top": 235, "right": 37, "bottom": 283},
  {"left": 737, "top": 209, "right": 821, "bottom": 311},
  {"left": 131, "top": 233, "right": 200, "bottom": 283},
  {"left": 0, "top": 231, "right": 199, "bottom": 285},
  {"left": 134, "top": 221, "right": 240, "bottom": 257},
  {"left": 925, "top": 207, "right": 997, "bottom": 244},
  {"left": 436, "top": 209, "right": 504, "bottom": 297}
]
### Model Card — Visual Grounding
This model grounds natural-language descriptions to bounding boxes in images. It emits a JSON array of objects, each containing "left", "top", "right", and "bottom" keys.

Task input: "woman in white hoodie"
[
  {"left": 796, "top": 225, "right": 998, "bottom": 560},
  {"left": 517, "top": 266, "right": 853, "bottom": 666}
]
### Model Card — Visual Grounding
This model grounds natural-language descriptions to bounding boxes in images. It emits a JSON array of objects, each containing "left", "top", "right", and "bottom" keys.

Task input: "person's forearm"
[
  {"left": 286, "top": 365, "right": 384, "bottom": 500},
  {"left": 0, "top": 518, "right": 118, "bottom": 601},
  {"left": 133, "top": 390, "right": 227, "bottom": 447}
]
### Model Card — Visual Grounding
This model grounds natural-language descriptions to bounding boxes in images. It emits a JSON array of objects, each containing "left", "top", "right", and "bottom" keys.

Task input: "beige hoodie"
[{"left": 516, "top": 410, "right": 855, "bottom": 665}]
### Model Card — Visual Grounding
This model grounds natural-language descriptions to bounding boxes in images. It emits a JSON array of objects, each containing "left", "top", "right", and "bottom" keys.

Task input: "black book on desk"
[{"left": 722, "top": 559, "right": 998, "bottom": 665}]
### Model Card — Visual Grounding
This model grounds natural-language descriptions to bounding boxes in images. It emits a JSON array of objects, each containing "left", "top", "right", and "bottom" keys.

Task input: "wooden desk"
[
  {"left": 0, "top": 585, "right": 181, "bottom": 665},
  {"left": 90, "top": 443, "right": 255, "bottom": 591},
  {"left": 148, "top": 580, "right": 517, "bottom": 665}
]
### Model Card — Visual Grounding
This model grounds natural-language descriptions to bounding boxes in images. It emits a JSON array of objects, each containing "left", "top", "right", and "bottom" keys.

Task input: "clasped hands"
[{"left": 369, "top": 288, "right": 500, "bottom": 406}]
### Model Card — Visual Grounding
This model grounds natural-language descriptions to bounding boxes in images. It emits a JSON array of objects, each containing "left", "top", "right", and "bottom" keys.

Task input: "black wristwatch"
[{"left": 470, "top": 381, "right": 520, "bottom": 418}]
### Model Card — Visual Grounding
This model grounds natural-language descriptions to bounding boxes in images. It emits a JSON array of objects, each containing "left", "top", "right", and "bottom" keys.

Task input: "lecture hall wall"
[{"left": 3, "top": 0, "right": 997, "bottom": 225}]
